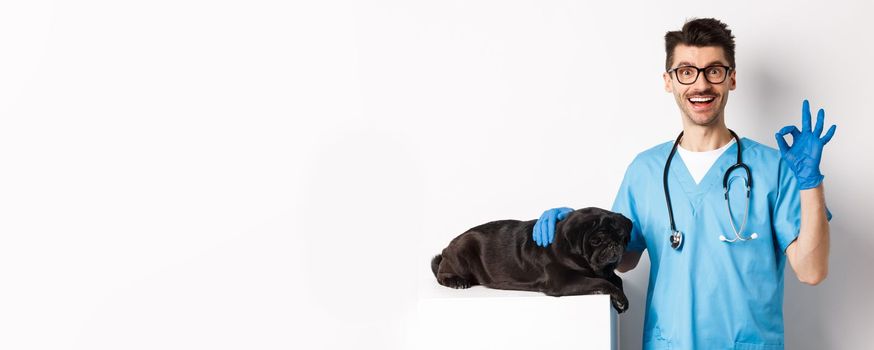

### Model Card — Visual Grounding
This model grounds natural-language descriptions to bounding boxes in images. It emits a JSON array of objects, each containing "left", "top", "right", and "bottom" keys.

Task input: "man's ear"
[{"left": 663, "top": 72, "right": 673, "bottom": 93}]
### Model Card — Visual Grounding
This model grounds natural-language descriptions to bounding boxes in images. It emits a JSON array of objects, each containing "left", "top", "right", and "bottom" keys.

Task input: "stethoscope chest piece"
[{"left": 670, "top": 230, "right": 683, "bottom": 250}]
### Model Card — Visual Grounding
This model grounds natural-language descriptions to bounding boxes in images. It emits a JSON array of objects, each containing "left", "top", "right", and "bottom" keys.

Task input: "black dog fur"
[{"left": 431, "top": 207, "right": 632, "bottom": 313}]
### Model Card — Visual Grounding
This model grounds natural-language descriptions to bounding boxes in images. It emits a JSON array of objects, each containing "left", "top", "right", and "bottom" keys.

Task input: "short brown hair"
[{"left": 665, "top": 18, "right": 736, "bottom": 71}]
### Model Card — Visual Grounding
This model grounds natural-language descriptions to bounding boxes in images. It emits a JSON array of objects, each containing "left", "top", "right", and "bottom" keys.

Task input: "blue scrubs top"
[{"left": 611, "top": 137, "right": 832, "bottom": 350}]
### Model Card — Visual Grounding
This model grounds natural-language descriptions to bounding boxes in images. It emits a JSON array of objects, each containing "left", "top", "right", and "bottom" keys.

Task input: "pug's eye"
[{"left": 590, "top": 236, "right": 603, "bottom": 246}]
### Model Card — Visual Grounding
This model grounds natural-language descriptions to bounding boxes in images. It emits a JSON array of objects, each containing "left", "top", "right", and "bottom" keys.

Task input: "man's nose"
[{"left": 691, "top": 71, "right": 713, "bottom": 90}]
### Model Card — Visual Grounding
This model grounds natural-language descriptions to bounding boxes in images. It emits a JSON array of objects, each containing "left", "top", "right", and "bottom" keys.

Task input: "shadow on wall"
[{"left": 618, "top": 252, "right": 649, "bottom": 350}]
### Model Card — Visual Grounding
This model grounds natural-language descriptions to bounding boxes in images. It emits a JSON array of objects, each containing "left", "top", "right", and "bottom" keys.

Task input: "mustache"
[{"left": 685, "top": 89, "right": 719, "bottom": 97}]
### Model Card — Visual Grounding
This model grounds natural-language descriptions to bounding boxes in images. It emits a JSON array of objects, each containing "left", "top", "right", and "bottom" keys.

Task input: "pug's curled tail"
[{"left": 430, "top": 254, "right": 442, "bottom": 278}]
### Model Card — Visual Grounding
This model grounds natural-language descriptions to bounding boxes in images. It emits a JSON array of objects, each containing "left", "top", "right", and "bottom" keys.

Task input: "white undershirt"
[{"left": 676, "top": 138, "right": 736, "bottom": 185}]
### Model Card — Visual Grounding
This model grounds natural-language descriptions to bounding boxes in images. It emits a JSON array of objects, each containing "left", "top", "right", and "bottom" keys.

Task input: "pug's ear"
[
  {"left": 567, "top": 224, "right": 583, "bottom": 255},
  {"left": 556, "top": 215, "right": 578, "bottom": 254},
  {"left": 618, "top": 215, "right": 634, "bottom": 244},
  {"left": 563, "top": 214, "right": 596, "bottom": 255}
]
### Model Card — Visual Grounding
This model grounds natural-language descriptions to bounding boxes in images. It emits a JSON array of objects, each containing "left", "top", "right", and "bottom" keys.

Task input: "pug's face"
[{"left": 563, "top": 208, "right": 632, "bottom": 271}]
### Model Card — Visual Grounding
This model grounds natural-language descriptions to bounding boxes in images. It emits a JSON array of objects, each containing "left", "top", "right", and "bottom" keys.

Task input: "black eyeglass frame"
[{"left": 666, "top": 65, "right": 734, "bottom": 85}]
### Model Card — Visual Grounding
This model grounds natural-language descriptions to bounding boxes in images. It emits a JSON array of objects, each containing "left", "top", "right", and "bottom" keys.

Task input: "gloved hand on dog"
[{"left": 532, "top": 207, "right": 574, "bottom": 247}]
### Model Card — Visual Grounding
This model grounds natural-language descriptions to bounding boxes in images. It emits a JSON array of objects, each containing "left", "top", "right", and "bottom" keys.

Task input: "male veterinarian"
[{"left": 531, "top": 18, "right": 835, "bottom": 349}]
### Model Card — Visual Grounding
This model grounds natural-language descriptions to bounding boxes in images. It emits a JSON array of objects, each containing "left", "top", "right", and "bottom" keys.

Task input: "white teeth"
[{"left": 689, "top": 97, "right": 715, "bottom": 102}]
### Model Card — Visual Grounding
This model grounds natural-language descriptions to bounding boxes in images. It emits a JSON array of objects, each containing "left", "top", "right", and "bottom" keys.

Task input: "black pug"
[{"left": 431, "top": 207, "right": 632, "bottom": 313}]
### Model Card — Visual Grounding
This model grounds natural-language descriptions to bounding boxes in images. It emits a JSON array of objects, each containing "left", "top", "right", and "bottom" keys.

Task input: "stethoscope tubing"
[{"left": 663, "top": 129, "right": 755, "bottom": 249}]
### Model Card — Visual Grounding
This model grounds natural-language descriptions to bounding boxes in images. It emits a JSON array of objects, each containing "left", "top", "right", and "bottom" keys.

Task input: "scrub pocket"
[{"left": 733, "top": 341, "right": 783, "bottom": 350}]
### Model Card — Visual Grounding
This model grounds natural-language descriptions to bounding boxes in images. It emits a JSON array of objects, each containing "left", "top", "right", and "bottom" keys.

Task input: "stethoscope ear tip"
[
  {"left": 750, "top": 233, "right": 759, "bottom": 239},
  {"left": 719, "top": 235, "right": 728, "bottom": 242}
]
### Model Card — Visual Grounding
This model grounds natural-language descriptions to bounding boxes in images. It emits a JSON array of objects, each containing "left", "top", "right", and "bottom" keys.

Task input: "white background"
[{"left": 1, "top": 1, "right": 873, "bottom": 349}]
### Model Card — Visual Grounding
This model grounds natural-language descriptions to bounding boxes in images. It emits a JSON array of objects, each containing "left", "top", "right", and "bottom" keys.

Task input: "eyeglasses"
[{"left": 667, "top": 65, "right": 733, "bottom": 85}]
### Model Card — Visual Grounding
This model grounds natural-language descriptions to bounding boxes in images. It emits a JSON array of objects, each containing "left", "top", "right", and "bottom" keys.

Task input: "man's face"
[{"left": 663, "top": 44, "right": 736, "bottom": 127}]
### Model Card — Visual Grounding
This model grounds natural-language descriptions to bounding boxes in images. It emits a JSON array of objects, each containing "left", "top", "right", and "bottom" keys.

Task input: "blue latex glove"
[
  {"left": 532, "top": 207, "right": 574, "bottom": 247},
  {"left": 775, "top": 99, "right": 837, "bottom": 190}
]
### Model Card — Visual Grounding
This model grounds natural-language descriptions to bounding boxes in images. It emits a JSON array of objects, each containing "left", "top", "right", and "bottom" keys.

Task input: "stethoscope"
[{"left": 663, "top": 129, "right": 758, "bottom": 250}]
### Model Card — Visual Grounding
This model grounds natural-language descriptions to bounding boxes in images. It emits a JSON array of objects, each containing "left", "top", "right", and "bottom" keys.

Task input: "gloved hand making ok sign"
[{"left": 775, "top": 99, "right": 837, "bottom": 190}]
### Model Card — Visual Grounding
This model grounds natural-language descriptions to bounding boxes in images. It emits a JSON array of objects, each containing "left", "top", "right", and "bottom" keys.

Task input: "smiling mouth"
[{"left": 687, "top": 95, "right": 716, "bottom": 111}]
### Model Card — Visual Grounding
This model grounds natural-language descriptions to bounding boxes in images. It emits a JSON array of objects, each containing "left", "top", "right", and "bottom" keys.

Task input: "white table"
[{"left": 415, "top": 273, "right": 619, "bottom": 350}]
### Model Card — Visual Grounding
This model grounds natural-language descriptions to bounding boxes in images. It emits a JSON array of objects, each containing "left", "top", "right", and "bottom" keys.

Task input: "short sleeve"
[{"left": 612, "top": 160, "right": 646, "bottom": 252}]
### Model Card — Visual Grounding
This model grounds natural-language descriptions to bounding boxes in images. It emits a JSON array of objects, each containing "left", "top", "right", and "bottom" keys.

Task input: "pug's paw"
[
  {"left": 441, "top": 276, "right": 472, "bottom": 289},
  {"left": 611, "top": 294, "right": 629, "bottom": 313}
]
